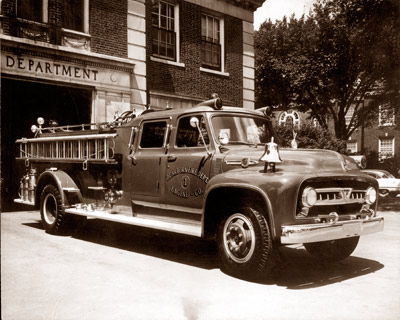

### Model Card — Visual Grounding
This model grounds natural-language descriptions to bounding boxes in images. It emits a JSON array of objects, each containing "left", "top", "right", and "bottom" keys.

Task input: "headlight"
[
  {"left": 302, "top": 187, "right": 317, "bottom": 207},
  {"left": 366, "top": 187, "right": 377, "bottom": 204}
]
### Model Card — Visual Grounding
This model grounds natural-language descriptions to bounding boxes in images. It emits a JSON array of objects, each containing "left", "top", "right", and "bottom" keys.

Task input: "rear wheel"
[
  {"left": 40, "top": 184, "right": 68, "bottom": 234},
  {"left": 304, "top": 236, "right": 360, "bottom": 262},
  {"left": 218, "top": 206, "right": 276, "bottom": 279}
]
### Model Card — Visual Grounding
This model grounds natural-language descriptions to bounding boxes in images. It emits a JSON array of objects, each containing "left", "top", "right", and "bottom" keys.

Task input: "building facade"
[
  {"left": 347, "top": 102, "right": 399, "bottom": 163},
  {"left": 0, "top": 0, "right": 264, "bottom": 210}
]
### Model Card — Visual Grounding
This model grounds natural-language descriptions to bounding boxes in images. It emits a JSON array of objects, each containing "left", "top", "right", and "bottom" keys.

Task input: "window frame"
[
  {"left": 278, "top": 111, "right": 301, "bottom": 128},
  {"left": 200, "top": 13, "right": 224, "bottom": 71},
  {"left": 346, "top": 141, "right": 358, "bottom": 154},
  {"left": 151, "top": 0, "right": 180, "bottom": 62},
  {"left": 139, "top": 120, "right": 169, "bottom": 149},
  {"left": 62, "top": 0, "right": 89, "bottom": 34},
  {"left": 175, "top": 115, "right": 210, "bottom": 149},
  {"left": 378, "top": 104, "right": 395, "bottom": 127},
  {"left": 378, "top": 137, "right": 395, "bottom": 161},
  {"left": 16, "top": 0, "right": 47, "bottom": 23},
  {"left": 345, "top": 105, "right": 356, "bottom": 129}
]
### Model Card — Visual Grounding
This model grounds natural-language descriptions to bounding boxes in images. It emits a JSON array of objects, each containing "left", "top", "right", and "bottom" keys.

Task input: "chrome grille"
[{"left": 314, "top": 188, "right": 366, "bottom": 206}]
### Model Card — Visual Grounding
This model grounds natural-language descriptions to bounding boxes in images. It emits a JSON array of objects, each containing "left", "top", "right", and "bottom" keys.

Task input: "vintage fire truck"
[{"left": 14, "top": 96, "right": 384, "bottom": 278}]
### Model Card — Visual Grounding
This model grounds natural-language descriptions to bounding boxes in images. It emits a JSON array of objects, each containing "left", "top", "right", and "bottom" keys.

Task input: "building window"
[
  {"left": 201, "top": 14, "right": 223, "bottom": 71},
  {"left": 63, "top": 0, "right": 84, "bottom": 32},
  {"left": 278, "top": 111, "right": 300, "bottom": 128},
  {"left": 345, "top": 105, "right": 356, "bottom": 128},
  {"left": 347, "top": 141, "right": 358, "bottom": 154},
  {"left": 379, "top": 104, "right": 395, "bottom": 126},
  {"left": 152, "top": 1, "right": 176, "bottom": 60},
  {"left": 17, "top": 0, "right": 42, "bottom": 21},
  {"left": 379, "top": 138, "right": 395, "bottom": 161}
]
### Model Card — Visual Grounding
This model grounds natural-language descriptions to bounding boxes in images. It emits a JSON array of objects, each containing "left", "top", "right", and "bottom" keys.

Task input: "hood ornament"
[{"left": 260, "top": 137, "right": 282, "bottom": 173}]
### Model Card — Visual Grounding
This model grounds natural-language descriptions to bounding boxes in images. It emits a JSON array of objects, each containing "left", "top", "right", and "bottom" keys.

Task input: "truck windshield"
[{"left": 211, "top": 115, "right": 272, "bottom": 146}]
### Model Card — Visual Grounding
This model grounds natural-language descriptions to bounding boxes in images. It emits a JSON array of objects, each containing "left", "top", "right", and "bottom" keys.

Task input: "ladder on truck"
[{"left": 16, "top": 133, "right": 118, "bottom": 165}]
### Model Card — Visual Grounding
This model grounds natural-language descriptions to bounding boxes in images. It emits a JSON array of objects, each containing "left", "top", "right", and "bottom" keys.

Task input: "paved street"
[{"left": 2, "top": 201, "right": 400, "bottom": 320}]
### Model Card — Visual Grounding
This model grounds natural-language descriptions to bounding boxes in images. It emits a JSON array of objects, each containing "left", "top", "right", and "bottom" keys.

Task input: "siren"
[
  {"left": 349, "top": 155, "right": 367, "bottom": 169},
  {"left": 260, "top": 137, "right": 282, "bottom": 172},
  {"left": 198, "top": 93, "right": 223, "bottom": 110}
]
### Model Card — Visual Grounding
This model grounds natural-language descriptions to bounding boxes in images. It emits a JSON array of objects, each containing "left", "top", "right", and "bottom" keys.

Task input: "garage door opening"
[{"left": 1, "top": 78, "right": 92, "bottom": 211}]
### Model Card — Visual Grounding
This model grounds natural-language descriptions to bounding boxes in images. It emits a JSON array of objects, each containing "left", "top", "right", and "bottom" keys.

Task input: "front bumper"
[{"left": 281, "top": 216, "right": 384, "bottom": 244}]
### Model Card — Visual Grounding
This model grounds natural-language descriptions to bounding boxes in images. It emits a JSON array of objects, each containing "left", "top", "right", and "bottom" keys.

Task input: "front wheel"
[
  {"left": 218, "top": 206, "right": 276, "bottom": 279},
  {"left": 304, "top": 236, "right": 360, "bottom": 262},
  {"left": 40, "top": 184, "right": 68, "bottom": 235}
]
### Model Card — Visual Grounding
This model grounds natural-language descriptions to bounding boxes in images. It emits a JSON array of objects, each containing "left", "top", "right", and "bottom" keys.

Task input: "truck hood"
[{"left": 220, "top": 147, "right": 354, "bottom": 173}]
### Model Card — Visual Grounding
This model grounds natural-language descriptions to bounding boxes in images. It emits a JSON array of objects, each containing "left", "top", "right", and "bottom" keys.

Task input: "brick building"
[
  {"left": 0, "top": 0, "right": 264, "bottom": 210},
  {"left": 346, "top": 101, "right": 399, "bottom": 164}
]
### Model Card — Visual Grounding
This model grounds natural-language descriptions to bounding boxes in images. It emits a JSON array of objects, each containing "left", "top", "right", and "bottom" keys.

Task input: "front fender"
[
  {"left": 203, "top": 169, "right": 309, "bottom": 239},
  {"left": 36, "top": 170, "right": 83, "bottom": 207},
  {"left": 205, "top": 181, "right": 276, "bottom": 237}
]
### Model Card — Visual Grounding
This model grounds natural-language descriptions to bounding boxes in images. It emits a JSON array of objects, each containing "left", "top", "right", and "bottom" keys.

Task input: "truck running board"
[{"left": 65, "top": 208, "right": 202, "bottom": 237}]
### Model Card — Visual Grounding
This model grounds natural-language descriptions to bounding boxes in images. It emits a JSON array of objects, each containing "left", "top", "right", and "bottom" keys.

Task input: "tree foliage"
[
  {"left": 255, "top": 0, "right": 400, "bottom": 140},
  {"left": 276, "top": 122, "right": 347, "bottom": 153}
]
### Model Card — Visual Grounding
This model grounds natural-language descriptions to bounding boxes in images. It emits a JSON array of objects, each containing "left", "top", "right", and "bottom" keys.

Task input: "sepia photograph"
[{"left": 1, "top": 0, "right": 399, "bottom": 319}]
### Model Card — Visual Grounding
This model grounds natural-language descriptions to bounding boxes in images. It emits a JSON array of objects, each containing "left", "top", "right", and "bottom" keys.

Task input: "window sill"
[
  {"left": 61, "top": 28, "right": 91, "bottom": 50},
  {"left": 200, "top": 67, "right": 229, "bottom": 77},
  {"left": 151, "top": 56, "right": 185, "bottom": 68},
  {"left": 378, "top": 124, "right": 395, "bottom": 127},
  {"left": 61, "top": 28, "right": 91, "bottom": 38}
]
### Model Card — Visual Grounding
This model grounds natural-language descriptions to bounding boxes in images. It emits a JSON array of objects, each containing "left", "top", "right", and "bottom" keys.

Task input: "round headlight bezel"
[
  {"left": 31, "top": 124, "right": 38, "bottom": 133},
  {"left": 366, "top": 187, "right": 377, "bottom": 205},
  {"left": 302, "top": 187, "right": 318, "bottom": 208}
]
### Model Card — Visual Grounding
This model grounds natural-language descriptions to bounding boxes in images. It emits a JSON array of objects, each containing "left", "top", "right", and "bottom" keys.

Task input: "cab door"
[
  {"left": 130, "top": 119, "right": 170, "bottom": 204},
  {"left": 163, "top": 114, "right": 213, "bottom": 211}
]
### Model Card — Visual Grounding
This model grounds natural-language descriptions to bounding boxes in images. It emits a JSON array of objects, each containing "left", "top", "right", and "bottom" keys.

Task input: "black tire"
[
  {"left": 40, "top": 184, "right": 68, "bottom": 235},
  {"left": 218, "top": 206, "right": 276, "bottom": 279},
  {"left": 304, "top": 236, "right": 360, "bottom": 262}
]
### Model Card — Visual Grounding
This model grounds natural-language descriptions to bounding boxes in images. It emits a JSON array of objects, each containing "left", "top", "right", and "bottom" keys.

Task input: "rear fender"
[{"left": 36, "top": 170, "right": 83, "bottom": 208}]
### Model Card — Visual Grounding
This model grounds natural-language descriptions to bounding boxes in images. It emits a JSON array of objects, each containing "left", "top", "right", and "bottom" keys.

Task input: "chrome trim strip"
[
  {"left": 65, "top": 208, "right": 202, "bottom": 237},
  {"left": 14, "top": 199, "right": 35, "bottom": 206},
  {"left": 132, "top": 200, "right": 202, "bottom": 215},
  {"left": 281, "top": 216, "right": 384, "bottom": 244},
  {"left": 225, "top": 159, "right": 259, "bottom": 166}
]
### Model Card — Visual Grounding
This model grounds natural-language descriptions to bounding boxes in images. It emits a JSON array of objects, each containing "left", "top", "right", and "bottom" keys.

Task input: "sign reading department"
[{"left": 2, "top": 53, "right": 99, "bottom": 82}]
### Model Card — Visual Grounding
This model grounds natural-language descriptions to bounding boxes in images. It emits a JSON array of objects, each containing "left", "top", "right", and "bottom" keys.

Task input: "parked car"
[{"left": 362, "top": 169, "right": 400, "bottom": 198}]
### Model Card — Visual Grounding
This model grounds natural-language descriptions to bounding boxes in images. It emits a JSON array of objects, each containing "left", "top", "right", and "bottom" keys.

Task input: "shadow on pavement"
[
  {"left": 378, "top": 197, "right": 400, "bottom": 212},
  {"left": 261, "top": 245, "right": 384, "bottom": 289},
  {"left": 72, "top": 219, "right": 220, "bottom": 270},
  {"left": 23, "top": 218, "right": 384, "bottom": 288}
]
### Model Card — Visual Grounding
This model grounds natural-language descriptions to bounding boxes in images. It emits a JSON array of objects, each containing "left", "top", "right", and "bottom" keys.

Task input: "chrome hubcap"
[{"left": 223, "top": 213, "right": 255, "bottom": 263}]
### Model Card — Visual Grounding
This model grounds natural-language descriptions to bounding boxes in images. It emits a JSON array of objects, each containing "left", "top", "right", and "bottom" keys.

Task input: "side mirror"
[
  {"left": 189, "top": 117, "right": 212, "bottom": 156},
  {"left": 190, "top": 117, "right": 199, "bottom": 128}
]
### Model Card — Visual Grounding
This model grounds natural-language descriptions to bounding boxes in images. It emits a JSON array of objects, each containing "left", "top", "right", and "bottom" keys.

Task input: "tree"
[
  {"left": 276, "top": 122, "right": 347, "bottom": 153},
  {"left": 255, "top": 0, "right": 400, "bottom": 140}
]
